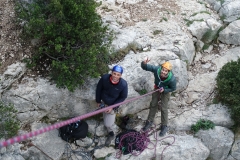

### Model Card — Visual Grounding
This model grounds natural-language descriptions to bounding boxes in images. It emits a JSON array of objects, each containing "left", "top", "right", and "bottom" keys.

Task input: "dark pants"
[{"left": 147, "top": 90, "right": 170, "bottom": 125}]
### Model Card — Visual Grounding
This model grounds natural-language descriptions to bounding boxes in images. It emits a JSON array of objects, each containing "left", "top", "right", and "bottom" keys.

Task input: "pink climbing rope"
[{"left": 0, "top": 88, "right": 160, "bottom": 148}]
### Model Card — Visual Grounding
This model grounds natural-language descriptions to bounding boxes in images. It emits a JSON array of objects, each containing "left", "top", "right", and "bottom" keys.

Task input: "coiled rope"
[
  {"left": 116, "top": 125, "right": 175, "bottom": 160},
  {"left": 0, "top": 88, "right": 161, "bottom": 148}
]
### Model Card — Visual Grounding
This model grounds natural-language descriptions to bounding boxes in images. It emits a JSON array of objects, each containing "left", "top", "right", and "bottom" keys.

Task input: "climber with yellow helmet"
[{"left": 141, "top": 57, "right": 176, "bottom": 137}]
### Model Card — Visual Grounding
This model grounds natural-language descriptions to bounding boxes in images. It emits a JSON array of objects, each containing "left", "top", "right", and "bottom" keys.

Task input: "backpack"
[
  {"left": 115, "top": 129, "right": 143, "bottom": 155},
  {"left": 59, "top": 120, "right": 88, "bottom": 143}
]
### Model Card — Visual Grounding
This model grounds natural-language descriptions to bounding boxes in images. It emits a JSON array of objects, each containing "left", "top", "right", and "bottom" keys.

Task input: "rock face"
[
  {"left": 0, "top": 63, "right": 26, "bottom": 94},
  {"left": 195, "top": 126, "right": 234, "bottom": 160},
  {"left": 231, "top": 128, "right": 240, "bottom": 159},
  {"left": 219, "top": 20, "right": 240, "bottom": 45},
  {"left": 205, "top": 0, "right": 240, "bottom": 23},
  {"left": 0, "top": 0, "right": 240, "bottom": 160}
]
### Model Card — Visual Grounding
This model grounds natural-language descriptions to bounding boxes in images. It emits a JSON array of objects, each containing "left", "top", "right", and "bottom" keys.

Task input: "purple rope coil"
[
  {"left": 115, "top": 131, "right": 150, "bottom": 158},
  {"left": 0, "top": 89, "right": 160, "bottom": 148},
  {"left": 115, "top": 127, "right": 175, "bottom": 160}
]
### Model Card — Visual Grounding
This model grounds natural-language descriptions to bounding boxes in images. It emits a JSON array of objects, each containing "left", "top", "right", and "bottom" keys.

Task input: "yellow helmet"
[{"left": 162, "top": 61, "right": 172, "bottom": 70}]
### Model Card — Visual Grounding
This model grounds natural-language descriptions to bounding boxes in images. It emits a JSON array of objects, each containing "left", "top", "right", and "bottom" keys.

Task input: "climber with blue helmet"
[{"left": 96, "top": 65, "right": 128, "bottom": 147}]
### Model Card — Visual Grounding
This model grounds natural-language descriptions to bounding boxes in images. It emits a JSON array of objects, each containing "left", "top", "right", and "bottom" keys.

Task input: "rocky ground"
[
  {"left": 1, "top": 0, "right": 240, "bottom": 159},
  {"left": 0, "top": 0, "right": 223, "bottom": 141}
]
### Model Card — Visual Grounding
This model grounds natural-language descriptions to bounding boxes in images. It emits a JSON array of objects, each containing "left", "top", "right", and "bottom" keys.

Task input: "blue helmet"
[{"left": 112, "top": 65, "right": 123, "bottom": 74}]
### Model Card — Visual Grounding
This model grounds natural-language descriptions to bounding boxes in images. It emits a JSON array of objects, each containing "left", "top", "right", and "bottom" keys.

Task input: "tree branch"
[{"left": 43, "top": 52, "right": 59, "bottom": 61}]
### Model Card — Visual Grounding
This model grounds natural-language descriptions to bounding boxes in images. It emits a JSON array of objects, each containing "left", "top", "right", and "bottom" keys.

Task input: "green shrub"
[
  {"left": 216, "top": 59, "right": 240, "bottom": 125},
  {"left": 16, "top": 0, "right": 113, "bottom": 91},
  {"left": 217, "top": 0, "right": 225, "bottom": 5},
  {"left": 202, "top": 44, "right": 210, "bottom": 50},
  {"left": 197, "top": 1, "right": 204, "bottom": 5},
  {"left": 139, "top": 89, "right": 147, "bottom": 95},
  {"left": 190, "top": 11, "right": 210, "bottom": 17},
  {"left": 153, "top": 30, "right": 162, "bottom": 35},
  {"left": 220, "top": 15, "right": 226, "bottom": 21},
  {"left": 160, "top": 17, "right": 168, "bottom": 22},
  {"left": 191, "top": 119, "right": 215, "bottom": 133},
  {"left": 0, "top": 102, "right": 20, "bottom": 139},
  {"left": 87, "top": 132, "right": 93, "bottom": 138}
]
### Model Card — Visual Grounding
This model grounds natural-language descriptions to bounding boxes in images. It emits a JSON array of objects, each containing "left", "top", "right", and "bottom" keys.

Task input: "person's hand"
[
  {"left": 143, "top": 57, "right": 150, "bottom": 64},
  {"left": 159, "top": 87, "right": 164, "bottom": 93},
  {"left": 105, "top": 108, "right": 113, "bottom": 113},
  {"left": 97, "top": 103, "right": 100, "bottom": 107}
]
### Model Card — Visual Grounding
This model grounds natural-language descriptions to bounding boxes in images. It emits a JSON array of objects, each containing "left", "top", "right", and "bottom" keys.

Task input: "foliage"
[
  {"left": 183, "top": 18, "right": 204, "bottom": 26},
  {"left": 216, "top": 59, "right": 240, "bottom": 125},
  {"left": 202, "top": 44, "right": 210, "bottom": 50},
  {"left": 87, "top": 132, "right": 93, "bottom": 138},
  {"left": 190, "top": 11, "right": 210, "bottom": 17},
  {"left": 217, "top": 0, "right": 225, "bottom": 5},
  {"left": 201, "top": 28, "right": 222, "bottom": 44},
  {"left": 0, "top": 102, "right": 20, "bottom": 139},
  {"left": 160, "top": 17, "right": 168, "bottom": 22},
  {"left": 191, "top": 119, "right": 215, "bottom": 133},
  {"left": 220, "top": 15, "right": 226, "bottom": 21},
  {"left": 139, "top": 89, "right": 147, "bottom": 95},
  {"left": 197, "top": 1, "right": 205, "bottom": 5},
  {"left": 101, "top": 5, "right": 113, "bottom": 12},
  {"left": 40, "top": 116, "right": 51, "bottom": 123},
  {"left": 201, "top": 26, "right": 225, "bottom": 49},
  {"left": 153, "top": 30, "right": 162, "bottom": 35},
  {"left": 212, "top": 97, "right": 219, "bottom": 104},
  {"left": 15, "top": 0, "right": 113, "bottom": 91},
  {"left": 96, "top": 154, "right": 111, "bottom": 160}
]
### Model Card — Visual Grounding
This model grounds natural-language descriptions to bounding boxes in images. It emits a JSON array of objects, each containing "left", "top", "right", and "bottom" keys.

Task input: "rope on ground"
[{"left": 0, "top": 88, "right": 160, "bottom": 148}]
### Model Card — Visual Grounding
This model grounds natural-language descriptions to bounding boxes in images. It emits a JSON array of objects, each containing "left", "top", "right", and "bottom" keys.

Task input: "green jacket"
[{"left": 141, "top": 61, "right": 176, "bottom": 93}]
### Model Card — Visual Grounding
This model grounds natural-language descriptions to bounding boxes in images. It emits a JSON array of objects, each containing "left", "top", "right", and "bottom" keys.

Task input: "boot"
[
  {"left": 105, "top": 131, "right": 114, "bottom": 146},
  {"left": 159, "top": 125, "right": 168, "bottom": 137},
  {"left": 142, "top": 120, "right": 153, "bottom": 131}
]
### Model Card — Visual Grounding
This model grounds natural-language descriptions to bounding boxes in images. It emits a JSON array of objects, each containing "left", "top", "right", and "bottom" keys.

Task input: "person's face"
[
  {"left": 111, "top": 71, "right": 122, "bottom": 82},
  {"left": 160, "top": 67, "right": 169, "bottom": 77}
]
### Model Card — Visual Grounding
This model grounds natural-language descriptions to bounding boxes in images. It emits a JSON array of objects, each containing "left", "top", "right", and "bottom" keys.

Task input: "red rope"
[{"left": 0, "top": 89, "right": 160, "bottom": 148}]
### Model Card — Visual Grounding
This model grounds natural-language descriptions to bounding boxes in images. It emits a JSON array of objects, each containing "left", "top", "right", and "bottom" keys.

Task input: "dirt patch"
[
  {"left": 0, "top": 0, "right": 24, "bottom": 73},
  {"left": 98, "top": 0, "right": 181, "bottom": 27},
  {"left": 0, "top": 0, "right": 49, "bottom": 79}
]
